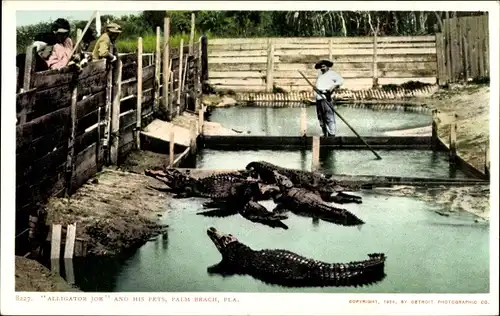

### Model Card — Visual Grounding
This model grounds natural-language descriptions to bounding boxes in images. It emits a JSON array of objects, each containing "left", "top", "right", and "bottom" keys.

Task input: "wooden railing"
[{"left": 15, "top": 28, "right": 205, "bottom": 246}]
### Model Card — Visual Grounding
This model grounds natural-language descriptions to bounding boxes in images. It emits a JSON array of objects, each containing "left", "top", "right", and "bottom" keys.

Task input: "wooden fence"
[
  {"left": 207, "top": 36, "right": 438, "bottom": 92},
  {"left": 435, "top": 14, "right": 489, "bottom": 84},
  {"left": 15, "top": 22, "right": 205, "bottom": 246}
]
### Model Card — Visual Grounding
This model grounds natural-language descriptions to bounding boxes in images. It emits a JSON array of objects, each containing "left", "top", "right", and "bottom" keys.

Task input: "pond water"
[
  {"left": 71, "top": 150, "right": 488, "bottom": 293},
  {"left": 207, "top": 106, "right": 432, "bottom": 136},
  {"left": 73, "top": 192, "right": 489, "bottom": 293},
  {"left": 194, "top": 149, "right": 470, "bottom": 179}
]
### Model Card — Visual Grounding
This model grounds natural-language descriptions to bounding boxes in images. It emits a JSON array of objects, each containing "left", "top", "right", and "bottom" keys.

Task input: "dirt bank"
[
  {"left": 418, "top": 84, "right": 490, "bottom": 172},
  {"left": 45, "top": 167, "right": 170, "bottom": 257},
  {"left": 15, "top": 256, "right": 81, "bottom": 292}
]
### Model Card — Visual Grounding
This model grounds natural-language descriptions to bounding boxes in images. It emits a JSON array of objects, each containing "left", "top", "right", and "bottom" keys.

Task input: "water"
[
  {"left": 195, "top": 149, "right": 470, "bottom": 179},
  {"left": 207, "top": 106, "right": 432, "bottom": 136},
  {"left": 72, "top": 150, "right": 488, "bottom": 293},
  {"left": 73, "top": 193, "right": 489, "bottom": 293}
]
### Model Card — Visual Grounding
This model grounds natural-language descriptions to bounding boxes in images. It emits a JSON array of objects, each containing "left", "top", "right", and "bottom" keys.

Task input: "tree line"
[{"left": 17, "top": 10, "right": 487, "bottom": 53}]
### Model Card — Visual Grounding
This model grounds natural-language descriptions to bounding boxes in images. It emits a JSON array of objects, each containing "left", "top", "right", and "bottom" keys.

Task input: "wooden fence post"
[
  {"left": 154, "top": 26, "right": 161, "bottom": 112},
  {"left": 311, "top": 136, "right": 320, "bottom": 171},
  {"left": 372, "top": 33, "right": 379, "bottom": 88},
  {"left": 190, "top": 122, "right": 197, "bottom": 155},
  {"left": 449, "top": 113, "right": 457, "bottom": 167},
  {"left": 65, "top": 76, "right": 78, "bottom": 196},
  {"left": 201, "top": 36, "right": 208, "bottom": 94},
  {"left": 163, "top": 17, "right": 170, "bottom": 121},
  {"left": 484, "top": 142, "right": 490, "bottom": 177},
  {"left": 169, "top": 130, "right": 175, "bottom": 166},
  {"left": 195, "top": 37, "right": 203, "bottom": 111},
  {"left": 110, "top": 57, "right": 123, "bottom": 165},
  {"left": 189, "top": 13, "right": 195, "bottom": 55},
  {"left": 300, "top": 107, "right": 307, "bottom": 136},
  {"left": 435, "top": 33, "right": 447, "bottom": 85},
  {"left": 431, "top": 109, "right": 438, "bottom": 150},
  {"left": 198, "top": 108, "right": 204, "bottom": 135},
  {"left": 266, "top": 39, "right": 275, "bottom": 92},
  {"left": 50, "top": 224, "right": 62, "bottom": 274},
  {"left": 177, "top": 38, "right": 184, "bottom": 115},
  {"left": 104, "top": 46, "right": 115, "bottom": 164},
  {"left": 22, "top": 45, "right": 36, "bottom": 92},
  {"left": 136, "top": 37, "right": 143, "bottom": 150}
]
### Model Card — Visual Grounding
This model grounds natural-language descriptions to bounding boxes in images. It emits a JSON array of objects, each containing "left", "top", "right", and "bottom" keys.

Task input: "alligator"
[
  {"left": 144, "top": 168, "right": 261, "bottom": 201},
  {"left": 145, "top": 168, "right": 279, "bottom": 202},
  {"left": 198, "top": 199, "right": 289, "bottom": 230},
  {"left": 245, "top": 161, "right": 362, "bottom": 204},
  {"left": 206, "top": 227, "right": 386, "bottom": 288},
  {"left": 269, "top": 170, "right": 365, "bottom": 226}
]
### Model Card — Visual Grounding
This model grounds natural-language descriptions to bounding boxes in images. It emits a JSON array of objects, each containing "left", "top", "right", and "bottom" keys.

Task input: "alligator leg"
[
  {"left": 272, "top": 203, "right": 291, "bottom": 215},
  {"left": 322, "top": 192, "right": 363, "bottom": 204},
  {"left": 146, "top": 185, "right": 173, "bottom": 193}
]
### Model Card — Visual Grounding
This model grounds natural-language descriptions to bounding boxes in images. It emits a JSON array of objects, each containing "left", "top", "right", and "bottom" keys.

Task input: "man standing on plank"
[{"left": 314, "top": 59, "right": 343, "bottom": 137}]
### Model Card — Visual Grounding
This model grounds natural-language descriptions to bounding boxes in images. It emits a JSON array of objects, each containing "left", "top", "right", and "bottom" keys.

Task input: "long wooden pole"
[
  {"left": 163, "top": 17, "right": 170, "bottom": 120},
  {"left": 298, "top": 71, "right": 382, "bottom": 160}
]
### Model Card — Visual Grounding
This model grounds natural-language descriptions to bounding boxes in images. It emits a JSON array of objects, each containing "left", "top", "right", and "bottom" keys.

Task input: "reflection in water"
[{"left": 208, "top": 106, "right": 432, "bottom": 137}]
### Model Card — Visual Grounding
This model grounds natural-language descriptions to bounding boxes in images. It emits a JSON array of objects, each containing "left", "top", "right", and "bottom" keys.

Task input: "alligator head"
[
  {"left": 207, "top": 227, "right": 238, "bottom": 253},
  {"left": 144, "top": 168, "right": 192, "bottom": 189}
]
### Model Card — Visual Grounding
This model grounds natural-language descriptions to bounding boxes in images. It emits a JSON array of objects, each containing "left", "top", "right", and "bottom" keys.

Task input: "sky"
[{"left": 16, "top": 10, "right": 142, "bottom": 27}]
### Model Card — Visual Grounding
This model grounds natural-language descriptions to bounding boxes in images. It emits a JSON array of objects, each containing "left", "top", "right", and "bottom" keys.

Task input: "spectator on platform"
[{"left": 92, "top": 22, "right": 122, "bottom": 62}]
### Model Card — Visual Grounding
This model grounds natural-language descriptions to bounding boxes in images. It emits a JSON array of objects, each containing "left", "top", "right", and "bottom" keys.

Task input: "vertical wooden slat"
[
  {"left": 23, "top": 45, "right": 36, "bottom": 92},
  {"left": 169, "top": 130, "right": 175, "bottom": 166},
  {"left": 64, "top": 258, "right": 75, "bottom": 284},
  {"left": 444, "top": 13, "right": 452, "bottom": 82},
  {"left": 154, "top": 26, "right": 161, "bottom": 112},
  {"left": 195, "top": 37, "right": 203, "bottom": 111},
  {"left": 50, "top": 224, "right": 62, "bottom": 273},
  {"left": 177, "top": 38, "right": 184, "bottom": 109},
  {"left": 190, "top": 122, "right": 197, "bottom": 155},
  {"left": 266, "top": 39, "right": 274, "bottom": 92},
  {"left": 136, "top": 37, "right": 143, "bottom": 150},
  {"left": 189, "top": 13, "right": 195, "bottom": 55},
  {"left": 463, "top": 22, "right": 470, "bottom": 81},
  {"left": 482, "top": 15, "right": 489, "bottom": 77},
  {"left": 66, "top": 78, "right": 78, "bottom": 195},
  {"left": 457, "top": 18, "right": 464, "bottom": 81},
  {"left": 311, "top": 136, "right": 320, "bottom": 171},
  {"left": 435, "top": 33, "right": 447, "bottom": 85},
  {"left": 63, "top": 223, "right": 76, "bottom": 259},
  {"left": 163, "top": 17, "right": 170, "bottom": 120},
  {"left": 470, "top": 16, "right": 478, "bottom": 79},
  {"left": 104, "top": 47, "right": 114, "bottom": 163},
  {"left": 110, "top": 57, "right": 122, "bottom": 165},
  {"left": 449, "top": 113, "right": 457, "bottom": 167},
  {"left": 477, "top": 16, "right": 485, "bottom": 78},
  {"left": 198, "top": 108, "right": 204, "bottom": 135},
  {"left": 372, "top": 33, "right": 378, "bottom": 87}
]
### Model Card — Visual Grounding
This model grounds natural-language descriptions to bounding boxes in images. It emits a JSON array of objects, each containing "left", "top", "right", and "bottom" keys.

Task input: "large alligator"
[
  {"left": 269, "top": 170, "right": 365, "bottom": 226},
  {"left": 246, "top": 161, "right": 362, "bottom": 204},
  {"left": 144, "top": 169, "right": 260, "bottom": 201},
  {"left": 206, "top": 227, "right": 386, "bottom": 288}
]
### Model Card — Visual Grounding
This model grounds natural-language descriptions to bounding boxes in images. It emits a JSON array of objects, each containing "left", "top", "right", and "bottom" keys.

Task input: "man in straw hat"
[
  {"left": 314, "top": 59, "right": 344, "bottom": 137},
  {"left": 92, "top": 22, "right": 122, "bottom": 62}
]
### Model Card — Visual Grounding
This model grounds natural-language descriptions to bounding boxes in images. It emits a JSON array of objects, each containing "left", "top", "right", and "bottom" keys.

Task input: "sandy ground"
[
  {"left": 45, "top": 167, "right": 170, "bottom": 257},
  {"left": 417, "top": 84, "right": 490, "bottom": 172},
  {"left": 15, "top": 256, "right": 81, "bottom": 292}
]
